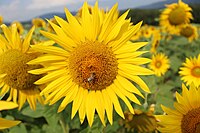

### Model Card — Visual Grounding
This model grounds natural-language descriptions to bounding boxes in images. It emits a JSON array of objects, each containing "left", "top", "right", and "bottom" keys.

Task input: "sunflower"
[
  {"left": 119, "top": 107, "right": 157, "bottom": 133},
  {"left": 47, "top": 18, "right": 58, "bottom": 32},
  {"left": 156, "top": 84, "right": 200, "bottom": 133},
  {"left": 180, "top": 24, "right": 198, "bottom": 42},
  {"left": 0, "top": 24, "right": 45, "bottom": 110},
  {"left": 0, "top": 101, "right": 21, "bottom": 129},
  {"left": 11, "top": 21, "right": 24, "bottom": 35},
  {"left": 149, "top": 53, "right": 170, "bottom": 77},
  {"left": 28, "top": 2, "right": 154, "bottom": 126},
  {"left": 32, "top": 18, "right": 46, "bottom": 28},
  {"left": 179, "top": 54, "right": 200, "bottom": 88},
  {"left": 0, "top": 16, "right": 3, "bottom": 25},
  {"left": 159, "top": 0, "right": 193, "bottom": 34},
  {"left": 150, "top": 30, "right": 161, "bottom": 54}
]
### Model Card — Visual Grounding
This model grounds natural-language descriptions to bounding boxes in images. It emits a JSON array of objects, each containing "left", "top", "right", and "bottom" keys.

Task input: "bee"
[{"left": 87, "top": 72, "right": 96, "bottom": 83}]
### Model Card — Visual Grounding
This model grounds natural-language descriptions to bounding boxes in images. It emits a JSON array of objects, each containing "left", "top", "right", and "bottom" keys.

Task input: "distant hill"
[
  {"left": 37, "top": 11, "right": 76, "bottom": 20},
  {"left": 21, "top": 12, "right": 76, "bottom": 25},
  {"left": 21, "top": 0, "right": 200, "bottom": 25},
  {"left": 137, "top": 0, "right": 200, "bottom": 9}
]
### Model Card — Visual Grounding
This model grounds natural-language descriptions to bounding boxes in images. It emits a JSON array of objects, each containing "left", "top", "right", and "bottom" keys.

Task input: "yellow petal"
[
  {"left": 71, "top": 87, "right": 85, "bottom": 119},
  {"left": 102, "top": 89, "right": 113, "bottom": 125},
  {"left": 0, "top": 118, "right": 21, "bottom": 129},
  {"left": 31, "top": 45, "right": 69, "bottom": 57},
  {"left": 22, "top": 26, "right": 35, "bottom": 53},
  {"left": 34, "top": 69, "right": 67, "bottom": 84},
  {"left": 0, "top": 101, "right": 18, "bottom": 111},
  {"left": 79, "top": 90, "right": 88, "bottom": 124},
  {"left": 116, "top": 75, "right": 144, "bottom": 98},
  {"left": 119, "top": 71, "right": 150, "bottom": 93},
  {"left": 95, "top": 90, "right": 105, "bottom": 126},
  {"left": 118, "top": 64, "right": 154, "bottom": 75},
  {"left": 86, "top": 91, "right": 96, "bottom": 127},
  {"left": 111, "top": 83, "right": 134, "bottom": 114},
  {"left": 106, "top": 86, "right": 124, "bottom": 119}
]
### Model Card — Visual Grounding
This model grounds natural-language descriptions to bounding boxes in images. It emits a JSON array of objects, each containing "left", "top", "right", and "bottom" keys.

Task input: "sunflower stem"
[
  {"left": 59, "top": 115, "right": 69, "bottom": 133},
  {"left": 143, "top": 93, "right": 148, "bottom": 110}
]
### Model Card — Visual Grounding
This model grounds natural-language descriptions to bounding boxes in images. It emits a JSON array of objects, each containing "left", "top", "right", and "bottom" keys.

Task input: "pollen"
[
  {"left": 191, "top": 66, "right": 200, "bottom": 78},
  {"left": 69, "top": 41, "right": 118, "bottom": 90},
  {"left": 155, "top": 61, "right": 162, "bottom": 68},
  {"left": 0, "top": 49, "right": 42, "bottom": 90},
  {"left": 181, "top": 107, "right": 200, "bottom": 133},
  {"left": 168, "top": 7, "right": 186, "bottom": 25}
]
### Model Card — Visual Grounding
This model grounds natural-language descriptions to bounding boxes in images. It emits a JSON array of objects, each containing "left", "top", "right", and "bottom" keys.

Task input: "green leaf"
[{"left": 9, "top": 123, "right": 27, "bottom": 133}]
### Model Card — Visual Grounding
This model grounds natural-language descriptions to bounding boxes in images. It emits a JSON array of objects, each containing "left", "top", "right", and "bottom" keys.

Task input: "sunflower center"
[
  {"left": 181, "top": 107, "right": 200, "bottom": 133},
  {"left": 191, "top": 67, "right": 200, "bottom": 77},
  {"left": 155, "top": 61, "right": 162, "bottom": 68},
  {"left": 69, "top": 41, "right": 118, "bottom": 90},
  {"left": 180, "top": 26, "right": 194, "bottom": 37},
  {"left": 0, "top": 49, "right": 42, "bottom": 90},
  {"left": 168, "top": 7, "right": 186, "bottom": 25}
]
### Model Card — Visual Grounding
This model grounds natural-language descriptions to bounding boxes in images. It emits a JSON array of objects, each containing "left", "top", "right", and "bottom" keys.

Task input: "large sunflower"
[
  {"left": 149, "top": 53, "right": 170, "bottom": 77},
  {"left": 159, "top": 0, "right": 193, "bottom": 34},
  {"left": 28, "top": 2, "right": 153, "bottom": 126},
  {"left": 156, "top": 84, "right": 200, "bottom": 133},
  {"left": 0, "top": 101, "right": 21, "bottom": 129},
  {"left": 179, "top": 54, "right": 200, "bottom": 88},
  {"left": 0, "top": 24, "right": 45, "bottom": 110}
]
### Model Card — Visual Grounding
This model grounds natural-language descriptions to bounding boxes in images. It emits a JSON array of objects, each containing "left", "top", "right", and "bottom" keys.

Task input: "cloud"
[{"left": 27, "top": 0, "right": 95, "bottom": 10}]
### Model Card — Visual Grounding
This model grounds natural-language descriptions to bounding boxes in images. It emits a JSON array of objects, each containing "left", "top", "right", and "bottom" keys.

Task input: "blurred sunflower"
[
  {"left": 0, "top": 24, "right": 45, "bottom": 110},
  {"left": 32, "top": 18, "right": 46, "bottom": 28},
  {"left": 76, "top": 5, "right": 93, "bottom": 17},
  {"left": 179, "top": 54, "right": 200, "bottom": 88},
  {"left": 47, "top": 18, "right": 58, "bottom": 32},
  {"left": 0, "top": 16, "right": 3, "bottom": 25},
  {"left": 131, "top": 31, "right": 141, "bottom": 41},
  {"left": 149, "top": 53, "right": 170, "bottom": 77},
  {"left": 119, "top": 107, "right": 157, "bottom": 133},
  {"left": 0, "top": 101, "right": 21, "bottom": 129},
  {"left": 150, "top": 30, "right": 161, "bottom": 54},
  {"left": 156, "top": 84, "right": 200, "bottom": 133},
  {"left": 180, "top": 24, "right": 198, "bottom": 42},
  {"left": 159, "top": 0, "right": 193, "bottom": 34},
  {"left": 11, "top": 21, "right": 24, "bottom": 35},
  {"left": 28, "top": 2, "right": 153, "bottom": 126}
]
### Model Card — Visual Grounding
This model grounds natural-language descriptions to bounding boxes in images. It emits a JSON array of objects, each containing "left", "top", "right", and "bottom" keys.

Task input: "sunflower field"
[{"left": 0, "top": 0, "right": 200, "bottom": 133}]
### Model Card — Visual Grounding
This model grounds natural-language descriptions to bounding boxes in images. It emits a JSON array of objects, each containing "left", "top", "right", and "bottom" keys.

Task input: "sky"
[{"left": 0, "top": 0, "right": 165, "bottom": 22}]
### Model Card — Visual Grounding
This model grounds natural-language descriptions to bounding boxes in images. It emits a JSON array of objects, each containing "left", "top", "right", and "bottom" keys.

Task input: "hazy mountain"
[
  {"left": 137, "top": 0, "right": 200, "bottom": 9},
  {"left": 21, "top": 0, "right": 200, "bottom": 24}
]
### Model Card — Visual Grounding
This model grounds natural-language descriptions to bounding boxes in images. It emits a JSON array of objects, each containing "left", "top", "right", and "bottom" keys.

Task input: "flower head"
[
  {"left": 179, "top": 54, "right": 200, "bottom": 88},
  {"left": 32, "top": 18, "right": 46, "bottom": 28},
  {"left": 0, "top": 24, "right": 46, "bottom": 110},
  {"left": 120, "top": 108, "right": 157, "bottom": 133},
  {"left": 179, "top": 24, "right": 198, "bottom": 42},
  {"left": 11, "top": 21, "right": 24, "bottom": 35},
  {"left": 159, "top": 0, "right": 193, "bottom": 34},
  {"left": 29, "top": 2, "right": 153, "bottom": 126},
  {"left": 157, "top": 84, "right": 200, "bottom": 133},
  {"left": 149, "top": 53, "right": 170, "bottom": 77}
]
